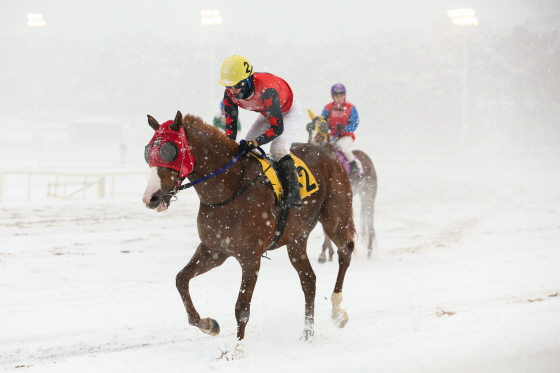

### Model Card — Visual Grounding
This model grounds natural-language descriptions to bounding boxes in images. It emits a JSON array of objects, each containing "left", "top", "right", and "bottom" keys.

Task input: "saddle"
[
  {"left": 249, "top": 152, "right": 319, "bottom": 204},
  {"left": 334, "top": 149, "right": 365, "bottom": 176}
]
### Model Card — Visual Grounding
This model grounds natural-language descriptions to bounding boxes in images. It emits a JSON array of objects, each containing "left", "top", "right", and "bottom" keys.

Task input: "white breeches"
[
  {"left": 334, "top": 135, "right": 355, "bottom": 162},
  {"left": 245, "top": 99, "right": 303, "bottom": 161}
]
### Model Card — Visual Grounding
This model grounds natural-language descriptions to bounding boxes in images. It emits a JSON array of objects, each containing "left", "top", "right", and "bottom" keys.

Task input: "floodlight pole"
[{"left": 28, "top": 13, "right": 46, "bottom": 111}]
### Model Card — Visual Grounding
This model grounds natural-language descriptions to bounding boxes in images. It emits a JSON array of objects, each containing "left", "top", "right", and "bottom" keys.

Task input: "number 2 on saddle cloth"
[{"left": 249, "top": 152, "right": 319, "bottom": 204}]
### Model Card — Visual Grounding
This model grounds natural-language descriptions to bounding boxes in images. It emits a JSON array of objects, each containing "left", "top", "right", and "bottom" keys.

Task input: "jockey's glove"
[
  {"left": 239, "top": 139, "right": 257, "bottom": 153},
  {"left": 337, "top": 124, "right": 347, "bottom": 133}
]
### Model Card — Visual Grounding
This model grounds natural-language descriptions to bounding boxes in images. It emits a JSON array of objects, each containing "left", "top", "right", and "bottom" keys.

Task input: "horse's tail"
[
  {"left": 359, "top": 188, "right": 376, "bottom": 251},
  {"left": 357, "top": 157, "right": 378, "bottom": 253}
]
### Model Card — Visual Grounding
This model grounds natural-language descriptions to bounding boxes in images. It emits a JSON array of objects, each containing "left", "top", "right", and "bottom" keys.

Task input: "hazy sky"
[{"left": 3, "top": 0, "right": 538, "bottom": 41}]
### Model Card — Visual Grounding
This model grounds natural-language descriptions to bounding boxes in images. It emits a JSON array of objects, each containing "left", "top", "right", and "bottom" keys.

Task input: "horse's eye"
[
  {"left": 144, "top": 145, "right": 150, "bottom": 163},
  {"left": 160, "top": 142, "right": 178, "bottom": 162}
]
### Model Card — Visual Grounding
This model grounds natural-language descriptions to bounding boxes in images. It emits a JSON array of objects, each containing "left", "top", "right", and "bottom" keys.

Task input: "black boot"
[
  {"left": 277, "top": 154, "right": 304, "bottom": 209},
  {"left": 349, "top": 160, "right": 360, "bottom": 177}
]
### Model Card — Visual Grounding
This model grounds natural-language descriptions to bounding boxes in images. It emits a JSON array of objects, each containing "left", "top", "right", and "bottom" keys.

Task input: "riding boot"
[
  {"left": 277, "top": 154, "right": 304, "bottom": 209},
  {"left": 349, "top": 160, "right": 361, "bottom": 177}
]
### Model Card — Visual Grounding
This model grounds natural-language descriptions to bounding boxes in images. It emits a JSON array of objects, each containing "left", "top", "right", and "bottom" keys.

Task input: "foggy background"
[{"left": 1, "top": 0, "right": 559, "bottom": 173}]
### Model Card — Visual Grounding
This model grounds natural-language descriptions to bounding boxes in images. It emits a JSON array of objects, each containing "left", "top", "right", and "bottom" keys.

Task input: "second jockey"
[{"left": 321, "top": 83, "right": 361, "bottom": 176}]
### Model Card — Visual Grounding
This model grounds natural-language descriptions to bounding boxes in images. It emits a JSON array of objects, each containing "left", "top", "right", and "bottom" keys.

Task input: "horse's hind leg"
[
  {"left": 330, "top": 245, "right": 352, "bottom": 328},
  {"left": 360, "top": 189, "right": 377, "bottom": 258},
  {"left": 287, "top": 237, "right": 316, "bottom": 340},
  {"left": 176, "top": 243, "right": 228, "bottom": 336},
  {"left": 318, "top": 231, "right": 334, "bottom": 264},
  {"left": 321, "top": 209, "right": 354, "bottom": 328}
]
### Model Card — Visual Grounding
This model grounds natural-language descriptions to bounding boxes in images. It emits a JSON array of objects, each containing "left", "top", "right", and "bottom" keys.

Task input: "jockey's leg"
[
  {"left": 269, "top": 100, "right": 303, "bottom": 160},
  {"left": 335, "top": 136, "right": 360, "bottom": 176},
  {"left": 270, "top": 100, "right": 304, "bottom": 209},
  {"left": 277, "top": 154, "right": 304, "bottom": 208},
  {"left": 334, "top": 136, "right": 356, "bottom": 162}
]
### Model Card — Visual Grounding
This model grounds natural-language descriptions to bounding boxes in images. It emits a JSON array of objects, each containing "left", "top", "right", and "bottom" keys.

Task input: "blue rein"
[
  {"left": 177, "top": 151, "right": 246, "bottom": 191},
  {"left": 176, "top": 144, "right": 268, "bottom": 191}
]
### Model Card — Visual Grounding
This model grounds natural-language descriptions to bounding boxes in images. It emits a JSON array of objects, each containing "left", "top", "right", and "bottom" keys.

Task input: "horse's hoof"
[
  {"left": 233, "top": 341, "right": 244, "bottom": 359},
  {"left": 301, "top": 328, "right": 315, "bottom": 342},
  {"left": 332, "top": 312, "right": 348, "bottom": 328},
  {"left": 318, "top": 256, "right": 326, "bottom": 264},
  {"left": 214, "top": 341, "right": 244, "bottom": 360},
  {"left": 199, "top": 318, "right": 220, "bottom": 336}
]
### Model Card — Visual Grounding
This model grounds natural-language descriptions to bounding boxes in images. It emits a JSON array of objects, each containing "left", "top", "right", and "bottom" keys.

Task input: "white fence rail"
[{"left": 0, "top": 171, "right": 147, "bottom": 203}]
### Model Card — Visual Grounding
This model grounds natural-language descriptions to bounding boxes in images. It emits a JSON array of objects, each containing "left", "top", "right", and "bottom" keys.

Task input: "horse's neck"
[{"left": 186, "top": 126, "right": 243, "bottom": 201}]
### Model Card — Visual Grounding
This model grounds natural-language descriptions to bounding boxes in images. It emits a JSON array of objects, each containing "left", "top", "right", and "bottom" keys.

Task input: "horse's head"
[
  {"left": 142, "top": 111, "right": 195, "bottom": 211},
  {"left": 306, "top": 109, "right": 329, "bottom": 145}
]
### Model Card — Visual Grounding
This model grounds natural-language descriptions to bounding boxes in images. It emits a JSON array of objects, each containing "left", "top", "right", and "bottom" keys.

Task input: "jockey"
[
  {"left": 212, "top": 100, "right": 241, "bottom": 132},
  {"left": 321, "top": 83, "right": 361, "bottom": 176},
  {"left": 218, "top": 55, "right": 304, "bottom": 209}
]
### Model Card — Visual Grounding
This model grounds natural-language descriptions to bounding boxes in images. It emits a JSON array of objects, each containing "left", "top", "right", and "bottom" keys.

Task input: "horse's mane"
[{"left": 182, "top": 114, "right": 239, "bottom": 152}]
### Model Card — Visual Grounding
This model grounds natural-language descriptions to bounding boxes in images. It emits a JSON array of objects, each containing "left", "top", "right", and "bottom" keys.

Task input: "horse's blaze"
[
  {"left": 142, "top": 167, "right": 170, "bottom": 211},
  {"left": 143, "top": 167, "right": 162, "bottom": 204}
]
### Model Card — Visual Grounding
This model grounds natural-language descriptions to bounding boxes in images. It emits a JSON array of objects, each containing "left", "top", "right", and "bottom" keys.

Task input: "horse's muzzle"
[
  {"left": 144, "top": 192, "right": 170, "bottom": 211},
  {"left": 146, "top": 193, "right": 161, "bottom": 208}
]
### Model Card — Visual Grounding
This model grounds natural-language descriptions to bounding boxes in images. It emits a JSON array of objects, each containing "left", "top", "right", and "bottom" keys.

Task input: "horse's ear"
[
  {"left": 147, "top": 115, "right": 159, "bottom": 131},
  {"left": 308, "top": 109, "right": 316, "bottom": 120},
  {"left": 170, "top": 111, "right": 183, "bottom": 131}
]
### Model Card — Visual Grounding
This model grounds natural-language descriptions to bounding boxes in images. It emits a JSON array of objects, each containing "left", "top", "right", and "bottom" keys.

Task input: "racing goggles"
[{"left": 226, "top": 79, "right": 248, "bottom": 89}]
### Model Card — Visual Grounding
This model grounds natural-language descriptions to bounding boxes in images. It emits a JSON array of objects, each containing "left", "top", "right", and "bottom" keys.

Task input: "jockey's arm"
[
  {"left": 222, "top": 93, "right": 239, "bottom": 140},
  {"left": 253, "top": 88, "right": 284, "bottom": 146},
  {"left": 345, "top": 106, "right": 360, "bottom": 132}
]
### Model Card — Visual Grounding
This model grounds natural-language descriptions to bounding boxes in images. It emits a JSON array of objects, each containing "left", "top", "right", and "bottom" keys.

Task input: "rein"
[
  {"left": 199, "top": 158, "right": 262, "bottom": 208},
  {"left": 166, "top": 151, "right": 258, "bottom": 207},
  {"left": 177, "top": 151, "right": 246, "bottom": 191}
]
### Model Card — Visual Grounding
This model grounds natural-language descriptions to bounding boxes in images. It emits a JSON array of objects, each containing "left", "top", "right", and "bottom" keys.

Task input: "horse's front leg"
[
  {"left": 176, "top": 243, "right": 228, "bottom": 336},
  {"left": 287, "top": 238, "right": 316, "bottom": 341},
  {"left": 235, "top": 256, "right": 262, "bottom": 340}
]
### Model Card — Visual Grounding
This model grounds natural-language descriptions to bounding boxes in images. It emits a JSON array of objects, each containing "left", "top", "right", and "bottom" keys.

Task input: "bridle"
[{"left": 307, "top": 117, "right": 331, "bottom": 145}]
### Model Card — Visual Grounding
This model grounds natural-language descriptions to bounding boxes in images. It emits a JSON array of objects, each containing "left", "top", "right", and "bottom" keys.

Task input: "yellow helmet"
[{"left": 218, "top": 55, "right": 254, "bottom": 86}]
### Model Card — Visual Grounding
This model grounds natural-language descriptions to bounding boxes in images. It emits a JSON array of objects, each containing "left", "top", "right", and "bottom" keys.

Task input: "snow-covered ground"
[{"left": 1, "top": 148, "right": 560, "bottom": 372}]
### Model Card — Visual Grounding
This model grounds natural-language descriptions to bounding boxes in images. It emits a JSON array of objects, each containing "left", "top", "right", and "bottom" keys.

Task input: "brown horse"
[
  {"left": 306, "top": 111, "right": 378, "bottom": 262},
  {"left": 142, "top": 111, "right": 355, "bottom": 347}
]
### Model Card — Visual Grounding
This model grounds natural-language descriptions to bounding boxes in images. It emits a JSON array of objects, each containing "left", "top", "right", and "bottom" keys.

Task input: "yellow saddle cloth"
[{"left": 250, "top": 152, "right": 319, "bottom": 203}]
